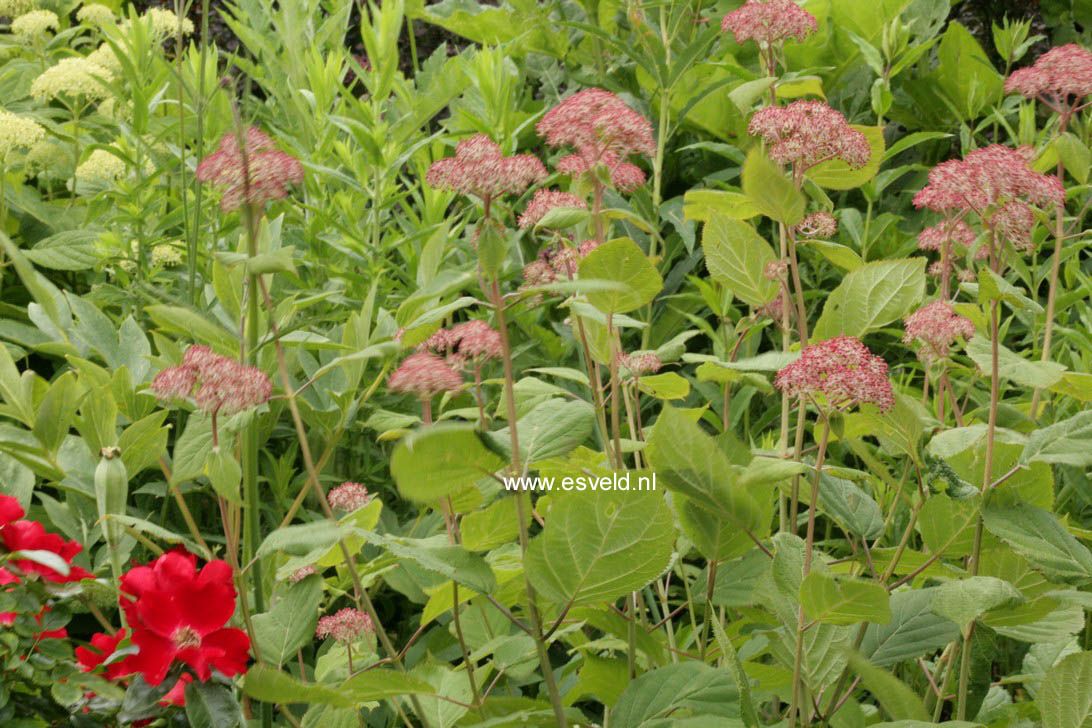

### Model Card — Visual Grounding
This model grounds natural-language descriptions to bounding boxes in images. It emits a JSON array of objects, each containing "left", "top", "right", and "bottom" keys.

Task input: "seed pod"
[{"left": 94, "top": 445, "right": 127, "bottom": 549}]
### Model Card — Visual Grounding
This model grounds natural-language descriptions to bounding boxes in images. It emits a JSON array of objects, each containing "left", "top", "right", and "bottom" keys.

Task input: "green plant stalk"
[
  {"left": 439, "top": 494, "right": 482, "bottom": 710},
  {"left": 778, "top": 222, "right": 793, "bottom": 531},
  {"left": 189, "top": 0, "right": 211, "bottom": 305},
  {"left": 175, "top": 0, "right": 192, "bottom": 301},
  {"left": 1030, "top": 153, "right": 1068, "bottom": 419},
  {"left": 788, "top": 414, "right": 831, "bottom": 728},
  {"left": 257, "top": 278, "right": 424, "bottom": 728},
  {"left": 492, "top": 276, "right": 568, "bottom": 726},
  {"left": 608, "top": 315, "right": 624, "bottom": 468}
]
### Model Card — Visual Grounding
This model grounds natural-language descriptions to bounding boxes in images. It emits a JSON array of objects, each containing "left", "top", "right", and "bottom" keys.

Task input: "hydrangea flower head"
[
  {"left": 151, "top": 345, "right": 272, "bottom": 417},
  {"left": 774, "top": 335, "right": 894, "bottom": 412},
  {"left": 794, "top": 211, "right": 837, "bottom": 239},
  {"left": 76, "top": 149, "right": 127, "bottom": 184},
  {"left": 387, "top": 352, "right": 463, "bottom": 399},
  {"left": 537, "top": 88, "right": 654, "bottom": 192},
  {"left": 426, "top": 134, "right": 545, "bottom": 203},
  {"left": 316, "top": 608, "right": 374, "bottom": 643},
  {"left": 328, "top": 482, "right": 370, "bottom": 511},
  {"left": 903, "top": 301, "right": 975, "bottom": 361},
  {"left": 0, "top": 109, "right": 45, "bottom": 161},
  {"left": 77, "top": 3, "right": 115, "bottom": 26},
  {"left": 617, "top": 352, "right": 662, "bottom": 376},
  {"left": 30, "top": 58, "right": 112, "bottom": 102},
  {"left": 1005, "top": 44, "right": 1092, "bottom": 106},
  {"left": 518, "top": 188, "right": 587, "bottom": 229},
  {"left": 721, "top": 0, "right": 817, "bottom": 47},
  {"left": 749, "top": 102, "right": 871, "bottom": 172},
  {"left": 421, "top": 320, "right": 503, "bottom": 369},
  {"left": 11, "top": 10, "right": 58, "bottom": 38},
  {"left": 195, "top": 127, "right": 304, "bottom": 212}
]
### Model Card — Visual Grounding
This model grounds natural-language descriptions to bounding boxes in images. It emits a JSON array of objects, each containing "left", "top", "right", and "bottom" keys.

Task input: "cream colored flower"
[
  {"left": 76, "top": 149, "right": 126, "bottom": 183},
  {"left": 121, "top": 7, "right": 193, "bottom": 39},
  {"left": 11, "top": 9, "right": 58, "bottom": 38},
  {"left": 76, "top": 3, "right": 114, "bottom": 26},
  {"left": 0, "top": 109, "right": 46, "bottom": 161},
  {"left": 97, "top": 96, "right": 131, "bottom": 121},
  {"left": 86, "top": 43, "right": 122, "bottom": 76},
  {"left": 30, "top": 57, "right": 112, "bottom": 102},
  {"left": 151, "top": 243, "right": 182, "bottom": 267},
  {"left": 26, "top": 139, "right": 69, "bottom": 178},
  {"left": 0, "top": 0, "right": 37, "bottom": 18}
]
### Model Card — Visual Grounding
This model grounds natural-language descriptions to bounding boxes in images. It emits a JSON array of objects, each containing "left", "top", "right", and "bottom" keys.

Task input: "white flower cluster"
[
  {"left": 0, "top": 109, "right": 46, "bottom": 161},
  {"left": 76, "top": 149, "right": 126, "bottom": 182},
  {"left": 30, "top": 57, "right": 112, "bottom": 102},
  {"left": 11, "top": 9, "right": 57, "bottom": 38},
  {"left": 120, "top": 7, "right": 193, "bottom": 39},
  {"left": 76, "top": 3, "right": 114, "bottom": 26},
  {"left": 0, "top": 0, "right": 36, "bottom": 19}
]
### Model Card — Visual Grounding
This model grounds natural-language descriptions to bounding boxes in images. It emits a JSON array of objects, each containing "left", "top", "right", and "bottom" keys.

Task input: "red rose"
[{"left": 1, "top": 519, "right": 93, "bottom": 583}]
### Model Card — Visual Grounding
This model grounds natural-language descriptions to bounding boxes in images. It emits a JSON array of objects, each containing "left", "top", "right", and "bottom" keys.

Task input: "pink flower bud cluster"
[
  {"left": 195, "top": 127, "right": 304, "bottom": 212},
  {"left": 327, "top": 481, "right": 370, "bottom": 511},
  {"left": 721, "top": 0, "right": 817, "bottom": 47},
  {"left": 757, "top": 291, "right": 788, "bottom": 326},
  {"left": 748, "top": 101, "right": 871, "bottom": 172},
  {"left": 426, "top": 134, "right": 546, "bottom": 202},
  {"left": 912, "top": 145, "right": 1063, "bottom": 250},
  {"left": 288, "top": 565, "right": 316, "bottom": 583},
  {"left": 315, "top": 608, "right": 373, "bottom": 644},
  {"left": 794, "top": 211, "right": 837, "bottom": 239},
  {"left": 764, "top": 261, "right": 787, "bottom": 280},
  {"left": 617, "top": 352, "right": 662, "bottom": 376},
  {"left": 151, "top": 345, "right": 272, "bottom": 417},
  {"left": 774, "top": 335, "right": 894, "bottom": 412},
  {"left": 519, "top": 240, "right": 601, "bottom": 296},
  {"left": 537, "top": 88, "right": 654, "bottom": 193},
  {"left": 1005, "top": 44, "right": 1092, "bottom": 106},
  {"left": 387, "top": 352, "right": 463, "bottom": 400},
  {"left": 917, "top": 219, "right": 985, "bottom": 282},
  {"left": 902, "top": 301, "right": 975, "bottom": 362},
  {"left": 518, "top": 188, "right": 588, "bottom": 229},
  {"left": 420, "top": 320, "right": 503, "bottom": 370}
]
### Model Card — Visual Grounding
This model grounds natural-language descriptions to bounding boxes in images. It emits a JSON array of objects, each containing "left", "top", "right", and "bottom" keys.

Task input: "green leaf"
[
  {"left": 934, "top": 20, "right": 1003, "bottom": 121},
  {"left": 460, "top": 496, "right": 526, "bottom": 552},
  {"left": 966, "top": 335, "right": 1066, "bottom": 389},
  {"left": 535, "top": 206, "right": 590, "bottom": 230},
  {"left": 362, "top": 532, "right": 496, "bottom": 594},
  {"left": 1020, "top": 411, "right": 1092, "bottom": 467},
  {"left": 252, "top": 574, "right": 323, "bottom": 666},
  {"left": 117, "top": 410, "right": 170, "bottom": 477},
  {"left": 645, "top": 404, "right": 763, "bottom": 532},
  {"left": 974, "top": 267, "right": 1044, "bottom": 313},
  {"left": 205, "top": 448, "right": 242, "bottom": 504},
  {"left": 526, "top": 488, "right": 674, "bottom": 606},
  {"left": 487, "top": 398, "right": 595, "bottom": 464},
  {"left": 25, "top": 230, "right": 100, "bottom": 271},
  {"left": 930, "top": 576, "right": 1025, "bottom": 632},
  {"left": 808, "top": 126, "right": 885, "bottom": 190},
  {"left": 682, "top": 189, "right": 760, "bottom": 223},
  {"left": 257, "top": 521, "right": 350, "bottom": 559},
  {"left": 846, "top": 651, "right": 930, "bottom": 722},
  {"left": 477, "top": 221, "right": 507, "bottom": 279},
  {"left": 390, "top": 424, "right": 505, "bottom": 502},
  {"left": 919, "top": 493, "right": 979, "bottom": 558},
  {"left": 1038, "top": 651, "right": 1092, "bottom": 728},
  {"left": 677, "top": 495, "right": 768, "bottom": 562},
  {"left": 984, "top": 504, "right": 1092, "bottom": 585},
  {"left": 579, "top": 237, "right": 663, "bottom": 315},
  {"left": 184, "top": 681, "right": 243, "bottom": 728},
  {"left": 701, "top": 215, "right": 779, "bottom": 307},
  {"left": 862, "top": 588, "right": 961, "bottom": 667},
  {"left": 109, "top": 515, "right": 211, "bottom": 560},
  {"left": 816, "top": 474, "right": 884, "bottom": 540},
  {"left": 610, "top": 662, "right": 741, "bottom": 727},
  {"left": 808, "top": 240, "right": 864, "bottom": 271},
  {"left": 243, "top": 665, "right": 352, "bottom": 707},
  {"left": 741, "top": 147, "right": 805, "bottom": 226},
  {"left": 341, "top": 669, "right": 438, "bottom": 703},
  {"left": 800, "top": 571, "right": 891, "bottom": 626},
  {"left": 812, "top": 258, "right": 926, "bottom": 339},
  {"left": 144, "top": 305, "right": 237, "bottom": 353},
  {"left": 1055, "top": 132, "right": 1091, "bottom": 184},
  {"left": 637, "top": 372, "right": 691, "bottom": 400},
  {"left": 33, "top": 371, "right": 80, "bottom": 453},
  {"left": 170, "top": 415, "right": 213, "bottom": 485}
]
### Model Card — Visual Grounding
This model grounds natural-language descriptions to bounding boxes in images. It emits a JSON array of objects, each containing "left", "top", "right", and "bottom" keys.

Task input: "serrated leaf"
[
  {"left": 984, "top": 504, "right": 1092, "bottom": 585},
  {"left": 487, "top": 398, "right": 595, "bottom": 464},
  {"left": 610, "top": 662, "right": 741, "bottom": 727},
  {"left": 800, "top": 571, "right": 891, "bottom": 625},
  {"left": 1020, "top": 411, "right": 1092, "bottom": 467},
  {"left": 817, "top": 474, "right": 884, "bottom": 540},
  {"left": 363, "top": 532, "right": 496, "bottom": 594},
  {"left": 702, "top": 215, "right": 779, "bottom": 307},
  {"left": 579, "top": 237, "right": 663, "bottom": 314},
  {"left": 862, "top": 588, "right": 960, "bottom": 667},
  {"left": 742, "top": 147, "right": 805, "bottom": 226},
  {"left": 252, "top": 575, "right": 323, "bottom": 666},
  {"left": 812, "top": 258, "right": 926, "bottom": 339},
  {"left": 25, "top": 230, "right": 100, "bottom": 271},
  {"left": 391, "top": 424, "right": 505, "bottom": 502},
  {"left": 846, "top": 651, "right": 930, "bottom": 721},
  {"left": 931, "top": 576, "right": 1025, "bottom": 631},
  {"left": 1038, "top": 651, "right": 1092, "bottom": 728}
]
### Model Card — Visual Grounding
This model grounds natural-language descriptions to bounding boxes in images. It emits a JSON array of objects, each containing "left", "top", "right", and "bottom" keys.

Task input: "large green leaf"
[
  {"left": 984, "top": 505, "right": 1092, "bottom": 585},
  {"left": 487, "top": 398, "right": 595, "bottom": 464},
  {"left": 1038, "top": 652, "right": 1092, "bottom": 728},
  {"left": 847, "top": 651, "right": 930, "bottom": 721},
  {"left": 610, "top": 663, "right": 741, "bottom": 727},
  {"left": 702, "top": 215, "right": 779, "bottom": 307},
  {"left": 525, "top": 488, "right": 674, "bottom": 606},
  {"left": 390, "top": 424, "right": 505, "bottom": 502},
  {"left": 812, "top": 258, "right": 926, "bottom": 339},
  {"left": 645, "top": 404, "right": 763, "bottom": 532},
  {"left": 934, "top": 21, "right": 1003, "bottom": 121},
  {"left": 579, "top": 237, "right": 663, "bottom": 315},
  {"left": 1020, "top": 411, "right": 1092, "bottom": 467},
  {"left": 816, "top": 474, "right": 884, "bottom": 540},
  {"left": 800, "top": 571, "right": 892, "bottom": 625},
  {"left": 25, "top": 230, "right": 101, "bottom": 271},
  {"left": 741, "top": 147, "right": 805, "bottom": 226},
  {"left": 966, "top": 336, "right": 1066, "bottom": 389},
  {"left": 252, "top": 574, "right": 324, "bottom": 666},
  {"left": 364, "top": 532, "right": 496, "bottom": 594},
  {"left": 184, "top": 681, "right": 243, "bottom": 728},
  {"left": 930, "top": 576, "right": 1025, "bottom": 631},
  {"left": 808, "top": 125, "right": 885, "bottom": 190},
  {"left": 861, "top": 588, "right": 960, "bottom": 667},
  {"left": 918, "top": 493, "right": 979, "bottom": 558}
]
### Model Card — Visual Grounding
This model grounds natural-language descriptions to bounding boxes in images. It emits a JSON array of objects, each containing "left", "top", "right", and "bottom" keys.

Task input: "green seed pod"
[{"left": 94, "top": 446, "right": 127, "bottom": 549}]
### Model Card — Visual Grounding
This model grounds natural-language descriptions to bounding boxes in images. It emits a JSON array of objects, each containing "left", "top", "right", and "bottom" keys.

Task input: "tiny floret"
[
  {"left": 328, "top": 482, "right": 370, "bottom": 512},
  {"left": 518, "top": 188, "right": 587, "bottom": 229},
  {"left": 748, "top": 101, "right": 871, "bottom": 171},
  {"left": 903, "top": 301, "right": 975, "bottom": 361},
  {"left": 774, "top": 335, "right": 894, "bottom": 412},
  {"left": 426, "top": 134, "right": 545, "bottom": 202},
  {"left": 316, "top": 608, "right": 374, "bottom": 644},
  {"left": 288, "top": 565, "right": 316, "bottom": 583},
  {"left": 721, "top": 0, "right": 817, "bottom": 47},
  {"left": 196, "top": 127, "right": 304, "bottom": 212}
]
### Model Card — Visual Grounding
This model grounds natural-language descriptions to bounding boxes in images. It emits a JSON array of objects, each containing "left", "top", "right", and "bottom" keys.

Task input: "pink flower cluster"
[
  {"left": 537, "top": 88, "right": 654, "bottom": 192},
  {"left": 1005, "top": 44, "right": 1092, "bottom": 107},
  {"left": 794, "top": 211, "right": 837, "bottom": 239},
  {"left": 426, "top": 134, "right": 546, "bottom": 202},
  {"left": 151, "top": 345, "right": 272, "bottom": 417},
  {"left": 520, "top": 239, "right": 601, "bottom": 293},
  {"left": 917, "top": 218, "right": 984, "bottom": 282},
  {"left": 912, "top": 145, "right": 1063, "bottom": 251},
  {"left": 748, "top": 101, "right": 871, "bottom": 172},
  {"left": 316, "top": 608, "right": 374, "bottom": 644},
  {"left": 721, "top": 0, "right": 817, "bottom": 47},
  {"left": 774, "top": 335, "right": 894, "bottom": 412},
  {"left": 195, "top": 127, "right": 304, "bottom": 212},
  {"left": 617, "top": 352, "right": 662, "bottom": 376},
  {"left": 421, "top": 320, "right": 503, "bottom": 368},
  {"left": 288, "top": 565, "right": 317, "bottom": 583},
  {"left": 387, "top": 352, "right": 463, "bottom": 400},
  {"left": 518, "top": 188, "right": 587, "bottom": 229},
  {"left": 328, "top": 481, "right": 370, "bottom": 512},
  {"left": 903, "top": 301, "right": 975, "bottom": 362}
]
